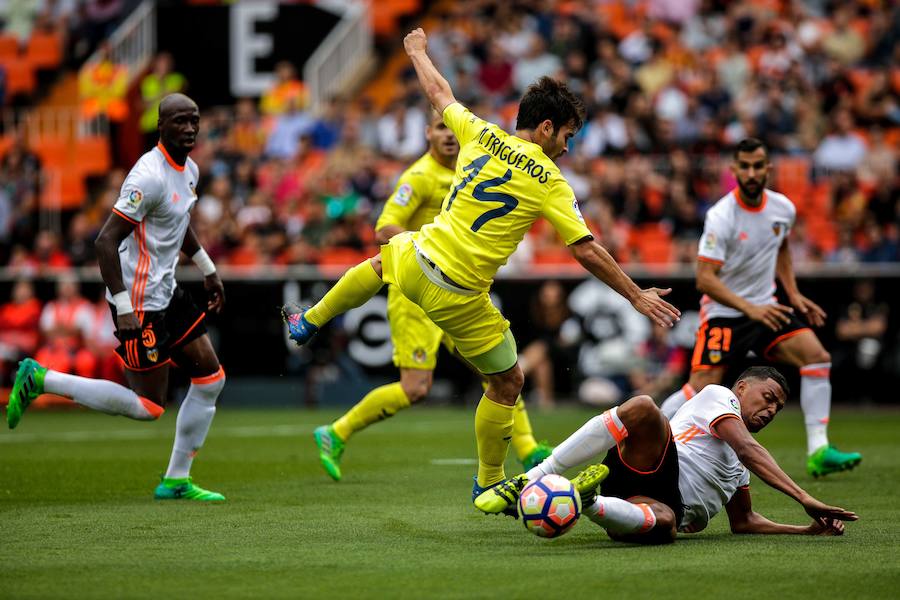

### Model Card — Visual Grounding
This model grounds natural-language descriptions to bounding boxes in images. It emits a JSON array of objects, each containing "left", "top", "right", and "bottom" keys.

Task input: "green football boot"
[
  {"left": 153, "top": 477, "right": 225, "bottom": 501},
  {"left": 473, "top": 473, "right": 529, "bottom": 515},
  {"left": 7, "top": 358, "right": 46, "bottom": 429},
  {"left": 520, "top": 442, "right": 553, "bottom": 472},
  {"left": 807, "top": 445, "right": 862, "bottom": 477},
  {"left": 571, "top": 463, "right": 610, "bottom": 506},
  {"left": 314, "top": 425, "right": 345, "bottom": 482}
]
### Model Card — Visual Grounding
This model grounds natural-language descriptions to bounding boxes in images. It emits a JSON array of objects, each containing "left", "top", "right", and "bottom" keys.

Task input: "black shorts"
[
  {"left": 600, "top": 430, "right": 684, "bottom": 526},
  {"left": 110, "top": 287, "right": 207, "bottom": 371},
  {"left": 690, "top": 314, "right": 810, "bottom": 371}
]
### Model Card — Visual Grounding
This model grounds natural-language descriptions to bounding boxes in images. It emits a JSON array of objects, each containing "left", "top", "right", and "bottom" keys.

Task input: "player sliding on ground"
[
  {"left": 308, "top": 110, "right": 551, "bottom": 481},
  {"left": 283, "top": 28, "right": 680, "bottom": 508},
  {"left": 6, "top": 94, "right": 227, "bottom": 501},
  {"left": 477, "top": 366, "right": 858, "bottom": 543},
  {"left": 659, "top": 138, "right": 861, "bottom": 477}
]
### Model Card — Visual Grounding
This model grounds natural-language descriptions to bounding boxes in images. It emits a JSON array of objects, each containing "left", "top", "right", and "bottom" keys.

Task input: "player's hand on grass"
[
  {"left": 116, "top": 312, "right": 141, "bottom": 333},
  {"left": 806, "top": 517, "right": 845, "bottom": 536},
  {"left": 632, "top": 287, "right": 681, "bottom": 328},
  {"left": 746, "top": 303, "right": 793, "bottom": 332},
  {"left": 204, "top": 273, "right": 225, "bottom": 314},
  {"left": 788, "top": 293, "right": 827, "bottom": 327},
  {"left": 801, "top": 495, "right": 858, "bottom": 523},
  {"left": 404, "top": 28, "right": 427, "bottom": 55}
]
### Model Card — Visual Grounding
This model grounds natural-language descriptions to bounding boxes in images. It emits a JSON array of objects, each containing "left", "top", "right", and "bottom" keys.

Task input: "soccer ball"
[{"left": 518, "top": 474, "right": 582, "bottom": 538}]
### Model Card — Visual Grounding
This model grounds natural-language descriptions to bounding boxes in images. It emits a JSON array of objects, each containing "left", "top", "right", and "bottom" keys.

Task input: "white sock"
[
  {"left": 800, "top": 363, "right": 831, "bottom": 455},
  {"left": 44, "top": 370, "right": 163, "bottom": 421},
  {"left": 165, "top": 368, "right": 225, "bottom": 479},
  {"left": 660, "top": 384, "right": 694, "bottom": 419},
  {"left": 586, "top": 496, "right": 656, "bottom": 534},
  {"left": 525, "top": 408, "right": 627, "bottom": 481}
]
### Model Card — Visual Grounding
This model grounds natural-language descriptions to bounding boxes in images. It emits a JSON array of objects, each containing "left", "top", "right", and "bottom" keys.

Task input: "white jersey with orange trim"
[
  {"left": 107, "top": 145, "right": 199, "bottom": 312},
  {"left": 697, "top": 188, "right": 796, "bottom": 320},
  {"left": 671, "top": 384, "right": 750, "bottom": 532}
]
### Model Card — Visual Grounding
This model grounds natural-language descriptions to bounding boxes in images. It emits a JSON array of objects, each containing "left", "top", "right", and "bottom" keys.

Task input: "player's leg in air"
[
  {"left": 766, "top": 330, "right": 862, "bottom": 477},
  {"left": 286, "top": 235, "right": 535, "bottom": 509},
  {"left": 8, "top": 305, "right": 226, "bottom": 501},
  {"left": 477, "top": 395, "right": 679, "bottom": 543}
]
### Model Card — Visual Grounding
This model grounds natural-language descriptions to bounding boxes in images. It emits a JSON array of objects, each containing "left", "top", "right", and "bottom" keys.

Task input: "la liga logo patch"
[
  {"left": 128, "top": 189, "right": 143, "bottom": 205},
  {"left": 394, "top": 183, "right": 413, "bottom": 206}
]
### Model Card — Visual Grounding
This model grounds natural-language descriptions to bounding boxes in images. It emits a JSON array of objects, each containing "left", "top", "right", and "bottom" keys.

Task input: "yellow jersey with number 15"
[
  {"left": 375, "top": 152, "right": 455, "bottom": 234},
  {"left": 413, "top": 102, "right": 592, "bottom": 292}
]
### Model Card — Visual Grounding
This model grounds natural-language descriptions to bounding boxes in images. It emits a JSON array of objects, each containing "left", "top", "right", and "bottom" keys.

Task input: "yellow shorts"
[
  {"left": 387, "top": 284, "right": 454, "bottom": 370},
  {"left": 381, "top": 232, "right": 513, "bottom": 373}
]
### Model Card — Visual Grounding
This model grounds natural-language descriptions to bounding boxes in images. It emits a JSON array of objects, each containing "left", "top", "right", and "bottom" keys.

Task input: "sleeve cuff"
[
  {"left": 697, "top": 255, "right": 724, "bottom": 266},
  {"left": 709, "top": 413, "right": 741, "bottom": 438},
  {"left": 112, "top": 208, "right": 140, "bottom": 225}
]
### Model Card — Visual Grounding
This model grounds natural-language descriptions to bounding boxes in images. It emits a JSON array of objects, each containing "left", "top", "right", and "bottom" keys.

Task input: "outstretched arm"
[
  {"left": 404, "top": 28, "right": 456, "bottom": 114},
  {"left": 570, "top": 238, "right": 680, "bottom": 328},
  {"left": 715, "top": 417, "right": 857, "bottom": 524},
  {"left": 776, "top": 238, "right": 826, "bottom": 327},
  {"left": 181, "top": 224, "right": 225, "bottom": 314},
  {"left": 725, "top": 487, "right": 845, "bottom": 535}
]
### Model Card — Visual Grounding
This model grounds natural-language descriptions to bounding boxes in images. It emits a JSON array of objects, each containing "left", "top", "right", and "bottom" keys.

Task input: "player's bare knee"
[
  {"left": 806, "top": 348, "right": 831, "bottom": 365},
  {"left": 620, "top": 395, "right": 662, "bottom": 427},
  {"left": 488, "top": 365, "right": 523, "bottom": 405}
]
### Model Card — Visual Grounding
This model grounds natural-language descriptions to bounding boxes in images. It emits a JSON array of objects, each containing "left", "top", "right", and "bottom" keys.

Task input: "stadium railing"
[
  {"left": 303, "top": 1, "right": 374, "bottom": 112},
  {"left": 81, "top": 0, "right": 156, "bottom": 86}
]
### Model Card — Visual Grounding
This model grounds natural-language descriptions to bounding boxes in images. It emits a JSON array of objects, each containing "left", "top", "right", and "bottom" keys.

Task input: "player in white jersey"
[
  {"left": 478, "top": 366, "right": 857, "bottom": 544},
  {"left": 659, "top": 138, "right": 861, "bottom": 478},
  {"left": 6, "top": 94, "right": 227, "bottom": 501}
]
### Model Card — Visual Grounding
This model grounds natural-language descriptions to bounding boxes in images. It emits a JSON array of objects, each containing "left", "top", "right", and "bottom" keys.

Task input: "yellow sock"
[
  {"left": 474, "top": 394, "right": 515, "bottom": 487},
  {"left": 511, "top": 397, "right": 538, "bottom": 461},
  {"left": 305, "top": 259, "right": 383, "bottom": 327},
  {"left": 332, "top": 383, "right": 410, "bottom": 441}
]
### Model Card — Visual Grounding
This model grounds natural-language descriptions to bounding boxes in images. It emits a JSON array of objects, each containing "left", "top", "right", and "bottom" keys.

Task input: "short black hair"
[
  {"left": 737, "top": 366, "right": 790, "bottom": 397},
  {"left": 733, "top": 137, "right": 768, "bottom": 160},
  {"left": 516, "top": 76, "right": 586, "bottom": 133}
]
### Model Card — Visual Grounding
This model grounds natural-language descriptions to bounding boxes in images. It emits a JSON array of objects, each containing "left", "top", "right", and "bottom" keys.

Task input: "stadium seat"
[
  {"left": 74, "top": 136, "right": 112, "bottom": 176},
  {"left": 773, "top": 156, "right": 811, "bottom": 207},
  {"left": 0, "top": 135, "right": 14, "bottom": 158},
  {"left": 32, "top": 137, "right": 69, "bottom": 168},
  {"left": 1, "top": 58, "right": 36, "bottom": 99},
  {"left": 805, "top": 217, "right": 838, "bottom": 254},
  {"left": 25, "top": 30, "right": 63, "bottom": 71},
  {"left": 0, "top": 34, "right": 19, "bottom": 61}
]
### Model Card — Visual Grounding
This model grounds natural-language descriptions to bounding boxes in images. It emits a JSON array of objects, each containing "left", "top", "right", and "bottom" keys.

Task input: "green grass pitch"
[{"left": 1, "top": 406, "right": 898, "bottom": 599}]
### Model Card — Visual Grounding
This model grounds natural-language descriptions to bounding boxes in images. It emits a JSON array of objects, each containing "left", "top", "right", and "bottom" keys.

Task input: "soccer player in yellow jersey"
[
  {"left": 283, "top": 28, "right": 680, "bottom": 510},
  {"left": 310, "top": 111, "right": 552, "bottom": 481}
]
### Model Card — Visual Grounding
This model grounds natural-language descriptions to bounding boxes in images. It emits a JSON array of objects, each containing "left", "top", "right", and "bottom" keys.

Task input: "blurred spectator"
[
  {"left": 834, "top": 279, "right": 889, "bottom": 402},
  {"left": 376, "top": 100, "right": 426, "bottom": 161},
  {"left": 813, "top": 108, "right": 867, "bottom": 174},
  {"left": 260, "top": 61, "right": 308, "bottom": 116},
  {"left": 85, "top": 288, "right": 123, "bottom": 383},
  {"left": 821, "top": 6, "right": 865, "bottom": 66},
  {"left": 79, "top": 42, "right": 128, "bottom": 123},
  {"left": 34, "top": 277, "right": 96, "bottom": 378},
  {"left": 67, "top": 212, "right": 97, "bottom": 266},
  {"left": 139, "top": 52, "right": 187, "bottom": 150},
  {"left": 629, "top": 322, "right": 687, "bottom": 400},
  {"left": 519, "top": 281, "right": 579, "bottom": 409},
  {"left": 0, "top": 279, "right": 41, "bottom": 384},
  {"left": 860, "top": 219, "right": 898, "bottom": 263},
  {"left": 309, "top": 96, "right": 344, "bottom": 151},
  {"left": 32, "top": 230, "right": 71, "bottom": 269},
  {"left": 264, "top": 96, "right": 314, "bottom": 160},
  {"left": 512, "top": 34, "right": 561, "bottom": 94},
  {"left": 228, "top": 98, "right": 265, "bottom": 160},
  {"left": 478, "top": 41, "right": 514, "bottom": 98}
]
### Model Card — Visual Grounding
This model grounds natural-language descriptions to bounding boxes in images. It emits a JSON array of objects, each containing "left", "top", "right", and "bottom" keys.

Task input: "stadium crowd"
[
  {"left": 1, "top": 0, "right": 899, "bottom": 272},
  {"left": 1, "top": 1, "right": 899, "bottom": 394}
]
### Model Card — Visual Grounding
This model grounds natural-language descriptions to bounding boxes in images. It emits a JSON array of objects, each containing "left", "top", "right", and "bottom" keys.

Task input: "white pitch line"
[
  {"left": 430, "top": 458, "right": 478, "bottom": 465},
  {"left": 0, "top": 423, "right": 311, "bottom": 445}
]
